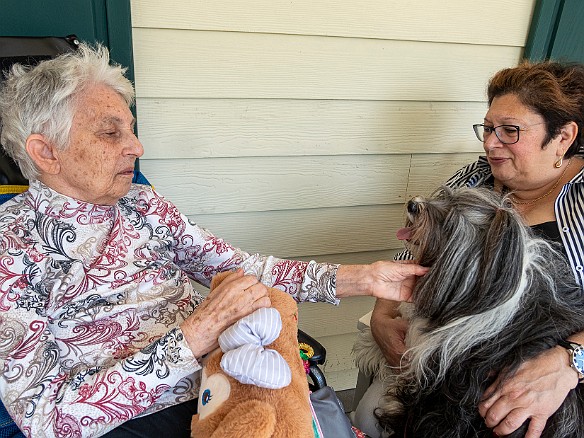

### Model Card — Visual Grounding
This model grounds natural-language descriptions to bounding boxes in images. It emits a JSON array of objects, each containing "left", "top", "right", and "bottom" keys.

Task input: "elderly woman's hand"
[
  {"left": 478, "top": 345, "right": 578, "bottom": 438},
  {"left": 179, "top": 269, "right": 271, "bottom": 358},
  {"left": 336, "top": 261, "right": 428, "bottom": 301}
]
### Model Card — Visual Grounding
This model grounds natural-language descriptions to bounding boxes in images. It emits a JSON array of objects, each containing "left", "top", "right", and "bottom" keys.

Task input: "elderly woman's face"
[
  {"left": 54, "top": 84, "right": 143, "bottom": 205},
  {"left": 482, "top": 93, "right": 562, "bottom": 191}
]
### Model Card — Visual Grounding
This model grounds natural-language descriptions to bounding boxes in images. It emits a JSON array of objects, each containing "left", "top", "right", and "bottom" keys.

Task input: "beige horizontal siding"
[
  {"left": 187, "top": 205, "right": 406, "bottom": 258},
  {"left": 131, "top": 0, "right": 534, "bottom": 47},
  {"left": 131, "top": 0, "right": 536, "bottom": 391},
  {"left": 132, "top": 28, "right": 522, "bottom": 101},
  {"left": 407, "top": 152, "right": 482, "bottom": 198},
  {"left": 301, "top": 249, "right": 402, "bottom": 266},
  {"left": 137, "top": 99, "right": 486, "bottom": 159},
  {"left": 141, "top": 153, "right": 482, "bottom": 217},
  {"left": 139, "top": 155, "right": 411, "bottom": 215}
]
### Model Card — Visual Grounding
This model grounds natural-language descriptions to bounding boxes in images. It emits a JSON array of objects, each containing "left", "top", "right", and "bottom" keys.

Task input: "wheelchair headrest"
[{"left": 0, "top": 35, "right": 79, "bottom": 185}]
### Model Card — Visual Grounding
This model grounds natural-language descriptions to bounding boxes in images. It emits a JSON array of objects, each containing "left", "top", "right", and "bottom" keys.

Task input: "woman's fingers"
[{"left": 180, "top": 272, "right": 272, "bottom": 357}]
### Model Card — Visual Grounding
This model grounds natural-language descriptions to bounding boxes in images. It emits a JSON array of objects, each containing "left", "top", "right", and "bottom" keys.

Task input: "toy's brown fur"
[{"left": 190, "top": 272, "right": 313, "bottom": 437}]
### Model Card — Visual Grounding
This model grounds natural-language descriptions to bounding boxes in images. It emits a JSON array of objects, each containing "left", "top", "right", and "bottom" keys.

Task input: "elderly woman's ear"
[{"left": 25, "top": 134, "right": 61, "bottom": 176}]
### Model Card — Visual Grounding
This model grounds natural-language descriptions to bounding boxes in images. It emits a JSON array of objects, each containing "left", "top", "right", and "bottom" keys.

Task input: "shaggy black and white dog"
[{"left": 369, "top": 187, "right": 584, "bottom": 437}]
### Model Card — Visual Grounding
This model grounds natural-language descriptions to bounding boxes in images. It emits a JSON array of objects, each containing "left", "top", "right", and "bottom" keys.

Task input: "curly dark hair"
[{"left": 487, "top": 60, "right": 584, "bottom": 157}]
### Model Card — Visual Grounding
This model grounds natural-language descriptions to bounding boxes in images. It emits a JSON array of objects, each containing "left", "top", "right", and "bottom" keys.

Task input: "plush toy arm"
[{"left": 210, "top": 400, "right": 277, "bottom": 438}]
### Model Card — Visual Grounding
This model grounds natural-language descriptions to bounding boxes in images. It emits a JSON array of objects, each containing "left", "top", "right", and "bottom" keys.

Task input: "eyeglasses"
[{"left": 473, "top": 123, "right": 546, "bottom": 145}]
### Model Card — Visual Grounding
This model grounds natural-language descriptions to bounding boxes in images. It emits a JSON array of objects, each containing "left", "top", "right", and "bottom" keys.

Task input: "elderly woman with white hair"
[{"left": 0, "top": 44, "right": 426, "bottom": 437}]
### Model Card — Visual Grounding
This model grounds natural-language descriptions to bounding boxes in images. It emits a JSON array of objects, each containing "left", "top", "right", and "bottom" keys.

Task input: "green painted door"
[
  {"left": 0, "top": 0, "right": 134, "bottom": 82},
  {"left": 0, "top": 0, "right": 139, "bottom": 172},
  {"left": 525, "top": 0, "right": 584, "bottom": 63}
]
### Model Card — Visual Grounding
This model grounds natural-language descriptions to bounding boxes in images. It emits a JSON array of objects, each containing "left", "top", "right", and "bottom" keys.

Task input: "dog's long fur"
[{"left": 374, "top": 187, "right": 584, "bottom": 437}]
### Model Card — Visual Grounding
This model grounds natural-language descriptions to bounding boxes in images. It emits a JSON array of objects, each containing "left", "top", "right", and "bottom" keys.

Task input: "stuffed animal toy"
[{"left": 190, "top": 271, "right": 315, "bottom": 438}]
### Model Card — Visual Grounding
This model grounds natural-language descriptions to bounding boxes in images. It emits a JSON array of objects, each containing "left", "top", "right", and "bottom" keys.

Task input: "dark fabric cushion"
[{"left": 0, "top": 401, "right": 24, "bottom": 438}]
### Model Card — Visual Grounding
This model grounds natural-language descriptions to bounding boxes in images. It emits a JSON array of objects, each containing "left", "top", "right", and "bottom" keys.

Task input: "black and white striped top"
[{"left": 443, "top": 156, "right": 584, "bottom": 287}]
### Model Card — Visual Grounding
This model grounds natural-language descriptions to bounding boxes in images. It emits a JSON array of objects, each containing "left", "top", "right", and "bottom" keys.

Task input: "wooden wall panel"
[
  {"left": 140, "top": 155, "right": 411, "bottom": 215},
  {"left": 137, "top": 99, "right": 487, "bottom": 159},
  {"left": 131, "top": 0, "right": 536, "bottom": 391},
  {"left": 187, "top": 205, "right": 405, "bottom": 257},
  {"left": 131, "top": 0, "right": 534, "bottom": 47},
  {"left": 132, "top": 28, "right": 522, "bottom": 101}
]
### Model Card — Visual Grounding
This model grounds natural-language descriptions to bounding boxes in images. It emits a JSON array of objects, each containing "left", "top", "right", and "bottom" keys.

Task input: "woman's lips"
[
  {"left": 119, "top": 168, "right": 135, "bottom": 176},
  {"left": 488, "top": 156, "right": 509, "bottom": 165}
]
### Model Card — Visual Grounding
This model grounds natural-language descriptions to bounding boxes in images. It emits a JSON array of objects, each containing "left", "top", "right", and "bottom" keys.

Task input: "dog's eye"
[{"left": 407, "top": 200, "right": 419, "bottom": 215}]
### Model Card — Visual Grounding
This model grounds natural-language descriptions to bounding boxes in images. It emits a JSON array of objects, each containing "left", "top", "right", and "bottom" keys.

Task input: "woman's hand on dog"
[
  {"left": 370, "top": 299, "right": 408, "bottom": 367},
  {"left": 336, "top": 261, "right": 428, "bottom": 301},
  {"left": 372, "top": 315, "right": 408, "bottom": 367},
  {"left": 478, "top": 345, "right": 579, "bottom": 437}
]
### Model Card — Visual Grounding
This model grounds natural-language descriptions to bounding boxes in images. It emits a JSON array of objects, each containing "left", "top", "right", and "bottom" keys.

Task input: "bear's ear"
[{"left": 210, "top": 271, "right": 233, "bottom": 290}]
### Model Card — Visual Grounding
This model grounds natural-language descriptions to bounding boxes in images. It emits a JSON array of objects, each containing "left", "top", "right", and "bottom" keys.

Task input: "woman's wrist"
[
  {"left": 334, "top": 264, "right": 374, "bottom": 298},
  {"left": 335, "top": 261, "right": 426, "bottom": 301},
  {"left": 553, "top": 345, "right": 580, "bottom": 389}
]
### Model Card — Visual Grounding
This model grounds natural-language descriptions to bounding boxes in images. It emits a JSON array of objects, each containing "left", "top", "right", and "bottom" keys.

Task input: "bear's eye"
[
  {"left": 197, "top": 371, "right": 232, "bottom": 420},
  {"left": 201, "top": 389, "right": 212, "bottom": 405}
]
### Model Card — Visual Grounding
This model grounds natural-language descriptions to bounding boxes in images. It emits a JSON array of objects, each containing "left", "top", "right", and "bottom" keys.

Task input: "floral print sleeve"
[
  {"left": 0, "top": 181, "right": 338, "bottom": 437},
  {"left": 171, "top": 221, "right": 339, "bottom": 304},
  {"left": 133, "top": 185, "right": 339, "bottom": 303}
]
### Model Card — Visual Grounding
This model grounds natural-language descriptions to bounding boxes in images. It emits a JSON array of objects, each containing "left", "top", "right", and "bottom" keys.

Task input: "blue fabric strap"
[
  {"left": 0, "top": 400, "right": 24, "bottom": 438},
  {"left": 132, "top": 170, "right": 151, "bottom": 186}
]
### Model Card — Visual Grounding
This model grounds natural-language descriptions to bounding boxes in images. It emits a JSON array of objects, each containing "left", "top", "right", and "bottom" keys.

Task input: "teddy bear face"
[
  {"left": 198, "top": 363, "right": 232, "bottom": 420},
  {"left": 190, "top": 273, "right": 314, "bottom": 438}
]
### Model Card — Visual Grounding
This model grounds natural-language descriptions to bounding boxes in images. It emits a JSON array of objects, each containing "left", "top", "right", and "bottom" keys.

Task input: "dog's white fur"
[{"left": 353, "top": 303, "right": 416, "bottom": 382}]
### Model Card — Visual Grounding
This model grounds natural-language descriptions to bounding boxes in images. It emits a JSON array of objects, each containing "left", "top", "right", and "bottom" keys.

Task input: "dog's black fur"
[{"left": 376, "top": 187, "right": 584, "bottom": 438}]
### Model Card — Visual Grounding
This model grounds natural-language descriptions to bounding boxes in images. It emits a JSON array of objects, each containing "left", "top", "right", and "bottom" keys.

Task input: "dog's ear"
[
  {"left": 480, "top": 207, "right": 524, "bottom": 299},
  {"left": 411, "top": 202, "right": 450, "bottom": 267}
]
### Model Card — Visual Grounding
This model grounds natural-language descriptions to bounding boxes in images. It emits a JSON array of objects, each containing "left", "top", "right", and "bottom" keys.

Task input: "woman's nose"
[
  {"left": 127, "top": 133, "right": 144, "bottom": 157},
  {"left": 483, "top": 132, "right": 501, "bottom": 151}
]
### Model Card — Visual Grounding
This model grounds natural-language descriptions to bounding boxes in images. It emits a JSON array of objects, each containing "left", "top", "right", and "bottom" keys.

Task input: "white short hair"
[{"left": 0, "top": 43, "right": 135, "bottom": 180}]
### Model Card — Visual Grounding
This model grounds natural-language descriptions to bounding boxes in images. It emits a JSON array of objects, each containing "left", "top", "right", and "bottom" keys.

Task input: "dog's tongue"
[{"left": 396, "top": 227, "right": 412, "bottom": 241}]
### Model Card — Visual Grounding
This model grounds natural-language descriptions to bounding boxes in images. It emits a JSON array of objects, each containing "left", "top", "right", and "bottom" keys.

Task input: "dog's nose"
[{"left": 407, "top": 200, "right": 419, "bottom": 215}]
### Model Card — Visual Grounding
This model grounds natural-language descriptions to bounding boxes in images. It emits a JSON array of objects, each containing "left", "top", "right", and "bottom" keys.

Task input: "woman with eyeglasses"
[{"left": 354, "top": 60, "right": 584, "bottom": 438}]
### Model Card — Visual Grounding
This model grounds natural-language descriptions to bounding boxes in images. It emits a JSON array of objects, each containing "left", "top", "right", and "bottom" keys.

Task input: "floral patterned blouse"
[{"left": 0, "top": 181, "right": 338, "bottom": 437}]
